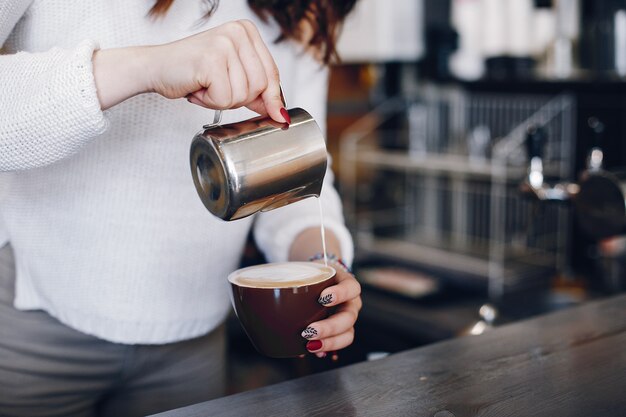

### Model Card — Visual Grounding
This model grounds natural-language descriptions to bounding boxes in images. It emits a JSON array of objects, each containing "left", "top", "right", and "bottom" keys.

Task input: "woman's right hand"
[{"left": 93, "top": 20, "right": 288, "bottom": 123}]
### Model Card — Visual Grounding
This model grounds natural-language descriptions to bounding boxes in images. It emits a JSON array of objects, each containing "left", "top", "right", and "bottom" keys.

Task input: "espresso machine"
[{"left": 522, "top": 118, "right": 626, "bottom": 291}]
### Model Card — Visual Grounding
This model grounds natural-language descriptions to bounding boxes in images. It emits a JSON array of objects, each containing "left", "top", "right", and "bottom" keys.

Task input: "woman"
[{"left": 0, "top": 1, "right": 361, "bottom": 416}]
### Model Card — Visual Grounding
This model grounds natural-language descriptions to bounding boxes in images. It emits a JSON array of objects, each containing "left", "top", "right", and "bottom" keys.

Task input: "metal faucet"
[{"left": 520, "top": 125, "right": 579, "bottom": 202}]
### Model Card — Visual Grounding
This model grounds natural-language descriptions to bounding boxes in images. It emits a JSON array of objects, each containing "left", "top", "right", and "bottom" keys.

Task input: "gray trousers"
[{"left": 0, "top": 244, "right": 226, "bottom": 417}]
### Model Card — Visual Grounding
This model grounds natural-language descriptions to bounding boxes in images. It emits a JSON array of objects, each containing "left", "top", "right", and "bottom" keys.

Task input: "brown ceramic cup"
[{"left": 228, "top": 262, "right": 337, "bottom": 358}]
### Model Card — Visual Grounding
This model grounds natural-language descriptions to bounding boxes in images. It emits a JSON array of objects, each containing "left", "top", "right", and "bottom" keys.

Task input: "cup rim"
[{"left": 227, "top": 261, "right": 336, "bottom": 289}]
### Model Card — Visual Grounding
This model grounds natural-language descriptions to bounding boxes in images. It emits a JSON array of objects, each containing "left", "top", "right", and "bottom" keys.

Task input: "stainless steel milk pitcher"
[{"left": 190, "top": 106, "right": 328, "bottom": 221}]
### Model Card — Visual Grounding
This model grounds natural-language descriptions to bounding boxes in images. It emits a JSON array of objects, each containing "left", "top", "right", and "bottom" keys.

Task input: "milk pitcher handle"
[{"left": 203, "top": 84, "right": 287, "bottom": 130}]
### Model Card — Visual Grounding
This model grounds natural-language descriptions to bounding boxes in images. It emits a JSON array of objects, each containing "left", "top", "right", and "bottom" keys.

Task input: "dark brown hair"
[{"left": 149, "top": 0, "right": 357, "bottom": 64}]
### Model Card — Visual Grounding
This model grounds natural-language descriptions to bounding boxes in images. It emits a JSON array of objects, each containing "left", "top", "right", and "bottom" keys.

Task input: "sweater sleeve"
[
  {"left": 1, "top": 2, "right": 108, "bottom": 171},
  {"left": 253, "top": 50, "right": 354, "bottom": 265},
  {"left": 0, "top": 0, "right": 32, "bottom": 45}
]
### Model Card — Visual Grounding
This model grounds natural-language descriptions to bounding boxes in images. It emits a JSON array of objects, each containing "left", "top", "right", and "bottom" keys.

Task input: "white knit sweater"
[{"left": 0, "top": 0, "right": 353, "bottom": 344}]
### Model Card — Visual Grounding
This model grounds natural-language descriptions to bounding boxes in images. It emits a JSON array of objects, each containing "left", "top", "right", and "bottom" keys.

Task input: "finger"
[
  {"left": 186, "top": 93, "right": 211, "bottom": 108},
  {"left": 318, "top": 270, "right": 361, "bottom": 307},
  {"left": 197, "top": 39, "right": 233, "bottom": 109},
  {"left": 235, "top": 24, "right": 269, "bottom": 104},
  {"left": 306, "top": 329, "right": 355, "bottom": 353},
  {"left": 238, "top": 19, "right": 286, "bottom": 123},
  {"left": 302, "top": 308, "right": 358, "bottom": 340},
  {"left": 245, "top": 97, "right": 268, "bottom": 116},
  {"left": 353, "top": 295, "right": 363, "bottom": 312},
  {"left": 226, "top": 51, "right": 249, "bottom": 108},
  {"left": 199, "top": 71, "right": 232, "bottom": 109}
]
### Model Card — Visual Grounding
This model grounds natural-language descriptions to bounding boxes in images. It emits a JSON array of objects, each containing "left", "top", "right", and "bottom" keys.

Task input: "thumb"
[
  {"left": 245, "top": 97, "right": 268, "bottom": 117},
  {"left": 261, "top": 82, "right": 289, "bottom": 124}
]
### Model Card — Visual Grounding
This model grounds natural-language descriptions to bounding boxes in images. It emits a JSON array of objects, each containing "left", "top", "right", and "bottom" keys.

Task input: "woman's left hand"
[{"left": 301, "top": 264, "right": 362, "bottom": 358}]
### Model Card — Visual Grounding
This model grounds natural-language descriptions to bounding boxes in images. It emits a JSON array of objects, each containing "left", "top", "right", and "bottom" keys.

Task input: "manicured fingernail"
[
  {"left": 302, "top": 327, "right": 318, "bottom": 339},
  {"left": 318, "top": 293, "right": 334, "bottom": 306},
  {"left": 280, "top": 107, "right": 291, "bottom": 124},
  {"left": 306, "top": 340, "right": 323, "bottom": 352}
]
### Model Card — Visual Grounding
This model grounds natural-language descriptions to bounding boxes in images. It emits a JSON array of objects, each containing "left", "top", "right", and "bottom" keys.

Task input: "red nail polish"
[
  {"left": 306, "top": 340, "right": 323, "bottom": 351},
  {"left": 280, "top": 107, "right": 291, "bottom": 124}
]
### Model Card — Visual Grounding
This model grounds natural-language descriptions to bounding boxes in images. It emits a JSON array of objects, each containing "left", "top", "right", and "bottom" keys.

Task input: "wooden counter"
[{"left": 154, "top": 294, "right": 626, "bottom": 417}]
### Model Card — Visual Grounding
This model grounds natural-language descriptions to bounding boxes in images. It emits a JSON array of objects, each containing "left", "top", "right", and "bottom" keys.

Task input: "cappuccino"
[
  {"left": 228, "top": 262, "right": 335, "bottom": 289},
  {"left": 228, "top": 261, "right": 338, "bottom": 357}
]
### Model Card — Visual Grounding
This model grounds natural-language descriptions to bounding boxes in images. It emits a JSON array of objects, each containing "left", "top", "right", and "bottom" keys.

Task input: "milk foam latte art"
[{"left": 228, "top": 262, "right": 336, "bottom": 288}]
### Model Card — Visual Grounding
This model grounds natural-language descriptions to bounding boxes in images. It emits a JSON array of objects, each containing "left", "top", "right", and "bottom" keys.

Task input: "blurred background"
[{"left": 229, "top": 0, "right": 626, "bottom": 394}]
